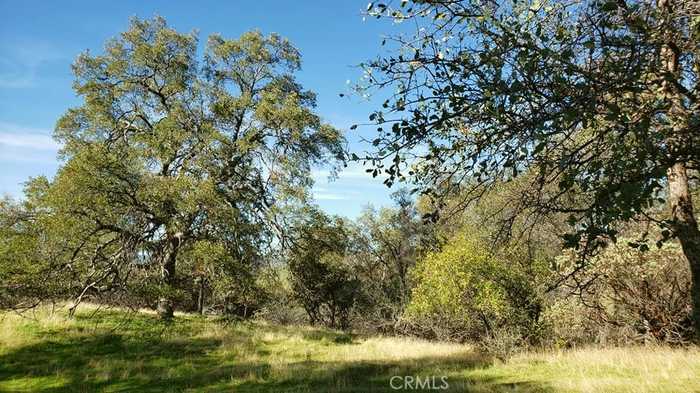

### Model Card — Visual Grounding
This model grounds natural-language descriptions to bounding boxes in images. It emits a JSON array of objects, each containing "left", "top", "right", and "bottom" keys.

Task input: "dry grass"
[
  {"left": 469, "top": 346, "right": 700, "bottom": 393},
  {"left": 0, "top": 304, "right": 698, "bottom": 392}
]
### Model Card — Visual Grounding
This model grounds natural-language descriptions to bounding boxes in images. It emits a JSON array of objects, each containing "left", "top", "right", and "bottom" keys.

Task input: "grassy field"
[{"left": 0, "top": 305, "right": 698, "bottom": 392}]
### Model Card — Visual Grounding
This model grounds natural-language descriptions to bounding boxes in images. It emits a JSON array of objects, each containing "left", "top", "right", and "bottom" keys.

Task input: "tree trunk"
[
  {"left": 667, "top": 162, "right": 700, "bottom": 339},
  {"left": 157, "top": 236, "right": 179, "bottom": 320},
  {"left": 197, "top": 277, "right": 205, "bottom": 315},
  {"left": 658, "top": 0, "right": 700, "bottom": 339}
]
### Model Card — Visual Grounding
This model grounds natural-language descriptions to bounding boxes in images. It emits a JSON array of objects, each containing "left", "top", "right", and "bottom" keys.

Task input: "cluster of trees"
[
  {"left": 2, "top": 0, "right": 699, "bottom": 349},
  {"left": 266, "top": 178, "right": 694, "bottom": 350},
  {"left": 268, "top": 190, "right": 431, "bottom": 331}
]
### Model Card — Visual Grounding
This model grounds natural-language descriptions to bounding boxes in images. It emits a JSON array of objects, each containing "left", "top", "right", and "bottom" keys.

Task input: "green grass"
[{"left": 0, "top": 305, "right": 698, "bottom": 392}]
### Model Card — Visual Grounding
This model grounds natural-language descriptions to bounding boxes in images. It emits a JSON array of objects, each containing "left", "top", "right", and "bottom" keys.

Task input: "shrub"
[
  {"left": 405, "top": 230, "right": 549, "bottom": 345},
  {"left": 549, "top": 239, "right": 692, "bottom": 345},
  {"left": 287, "top": 209, "right": 361, "bottom": 330}
]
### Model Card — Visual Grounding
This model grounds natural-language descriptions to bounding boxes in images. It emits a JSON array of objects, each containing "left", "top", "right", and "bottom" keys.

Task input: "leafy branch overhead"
[
  {"left": 358, "top": 0, "right": 700, "bottom": 335},
  {"left": 358, "top": 0, "right": 698, "bottom": 244}
]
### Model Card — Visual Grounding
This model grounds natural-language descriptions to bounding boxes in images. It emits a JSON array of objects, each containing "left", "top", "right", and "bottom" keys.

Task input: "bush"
[
  {"left": 549, "top": 239, "right": 692, "bottom": 345},
  {"left": 477, "top": 326, "right": 525, "bottom": 361},
  {"left": 254, "top": 267, "right": 308, "bottom": 325},
  {"left": 405, "top": 230, "right": 549, "bottom": 345},
  {"left": 287, "top": 209, "right": 361, "bottom": 330}
]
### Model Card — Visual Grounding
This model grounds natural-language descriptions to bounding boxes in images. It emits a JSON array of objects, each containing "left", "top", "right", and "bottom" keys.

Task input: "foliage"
[
  {"left": 406, "top": 229, "right": 549, "bottom": 344},
  {"left": 253, "top": 265, "right": 308, "bottom": 325},
  {"left": 174, "top": 240, "right": 266, "bottom": 316},
  {"left": 0, "top": 192, "right": 73, "bottom": 309},
  {"left": 287, "top": 208, "right": 360, "bottom": 329},
  {"left": 359, "top": 0, "right": 700, "bottom": 335},
  {"left": 548, "top": 235, "right": 692, "bottom": 345},
  {"left": 348, "top": 189, "right": 435, "bottom": 332},
  {"left": 12, "top": 16, "right": 344, "bottom": 318}
]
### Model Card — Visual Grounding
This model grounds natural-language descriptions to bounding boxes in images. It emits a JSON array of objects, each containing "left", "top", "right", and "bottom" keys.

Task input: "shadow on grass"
[
  {"left": 0, "top": 312, "right": 554, "bottom": 393},
  {"left": 237, "top": 321, "right": 357, "bottom": 345},
  {"left": 233, "top": 356, "right": 555, "bottom": 393}
]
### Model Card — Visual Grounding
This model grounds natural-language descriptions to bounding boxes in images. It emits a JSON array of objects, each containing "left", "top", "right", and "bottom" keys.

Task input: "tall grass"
[{"left": 0, "top": 304, "right": 698, "bottom": 392}]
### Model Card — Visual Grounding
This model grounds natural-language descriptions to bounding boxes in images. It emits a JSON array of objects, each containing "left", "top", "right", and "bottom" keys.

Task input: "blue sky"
[{"left": 0, "top": 0, "right": 406, "bottom": 217}]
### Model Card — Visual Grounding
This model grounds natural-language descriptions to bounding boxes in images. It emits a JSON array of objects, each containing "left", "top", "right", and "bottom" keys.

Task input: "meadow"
[{"left": 0, "top": 305, "right": 698, "bottom": 393}]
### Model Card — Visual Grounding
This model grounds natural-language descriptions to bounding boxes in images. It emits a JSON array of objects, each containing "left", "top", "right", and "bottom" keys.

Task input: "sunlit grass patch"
[{"left": 0, "top": 304, "right": 698, "bottom": 392}]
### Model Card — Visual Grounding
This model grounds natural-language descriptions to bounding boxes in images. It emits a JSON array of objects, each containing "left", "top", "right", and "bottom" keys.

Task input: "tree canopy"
[{"left": 24, "top": 17, "right": 344, "bottom": 318}]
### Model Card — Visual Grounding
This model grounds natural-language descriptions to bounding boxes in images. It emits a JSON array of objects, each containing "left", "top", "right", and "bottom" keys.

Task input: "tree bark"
[
  {"left": 157, "top": 236, "right": 179, "bottom": 320},
  {"left": 667, "top": 162, "right": 700, "bottom": 339},
  {"left": 658, "top": 0, "right": 700, "bottom": 340},
  {"left": 197, "top": 277, "right": 205, "bottom": 315}
]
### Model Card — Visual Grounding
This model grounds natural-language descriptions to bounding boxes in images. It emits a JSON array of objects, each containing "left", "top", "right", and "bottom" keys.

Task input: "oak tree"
[{"left": 40, "top": 17, "right": 343, "bottom": 319}]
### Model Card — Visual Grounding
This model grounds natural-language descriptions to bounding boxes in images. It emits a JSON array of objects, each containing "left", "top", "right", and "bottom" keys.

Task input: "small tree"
[{"left": 288, "top": 208, "right": 360, "bottom": 329}]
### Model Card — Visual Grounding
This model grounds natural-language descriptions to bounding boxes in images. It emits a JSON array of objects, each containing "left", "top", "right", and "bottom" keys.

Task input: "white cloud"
[
  {"left": 0, "top": 122, "right": 59, "bottom": 151},
  {"left": 312, "top": 168, "right": 367, "bottom": 180},
  {"left": 310, "top": 160, "right": 391, "bottom": 207},
  {"left": 312, "top": 185, "right": 366, "bottom": 201},
  {"left": 312, "top": 161, "right": 377, "bottom": 181},
  {"left": 0, "top": 132, "right": 58, "bottom": 150},
  {"left": 0, "top": 41, "right": 66, "bottom": 89},
  {"left": 0, "top": 74, "right": 35, "bottom": 89},
  {"left": 313, "top": 192, "right": 350, "bottom": 201}
]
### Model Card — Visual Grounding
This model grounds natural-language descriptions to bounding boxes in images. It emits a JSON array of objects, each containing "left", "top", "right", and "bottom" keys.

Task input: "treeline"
[
  {"left": 263, "top": 181, "right": 694, "bottom": 355},
  {"left": 1, "top": 180, "right": 693, "bottom": 354}
]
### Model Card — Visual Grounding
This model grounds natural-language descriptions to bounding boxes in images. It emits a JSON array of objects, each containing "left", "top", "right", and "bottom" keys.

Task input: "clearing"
[{"left": 0, "top": 305, "right": 698, "bottom": 392}]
